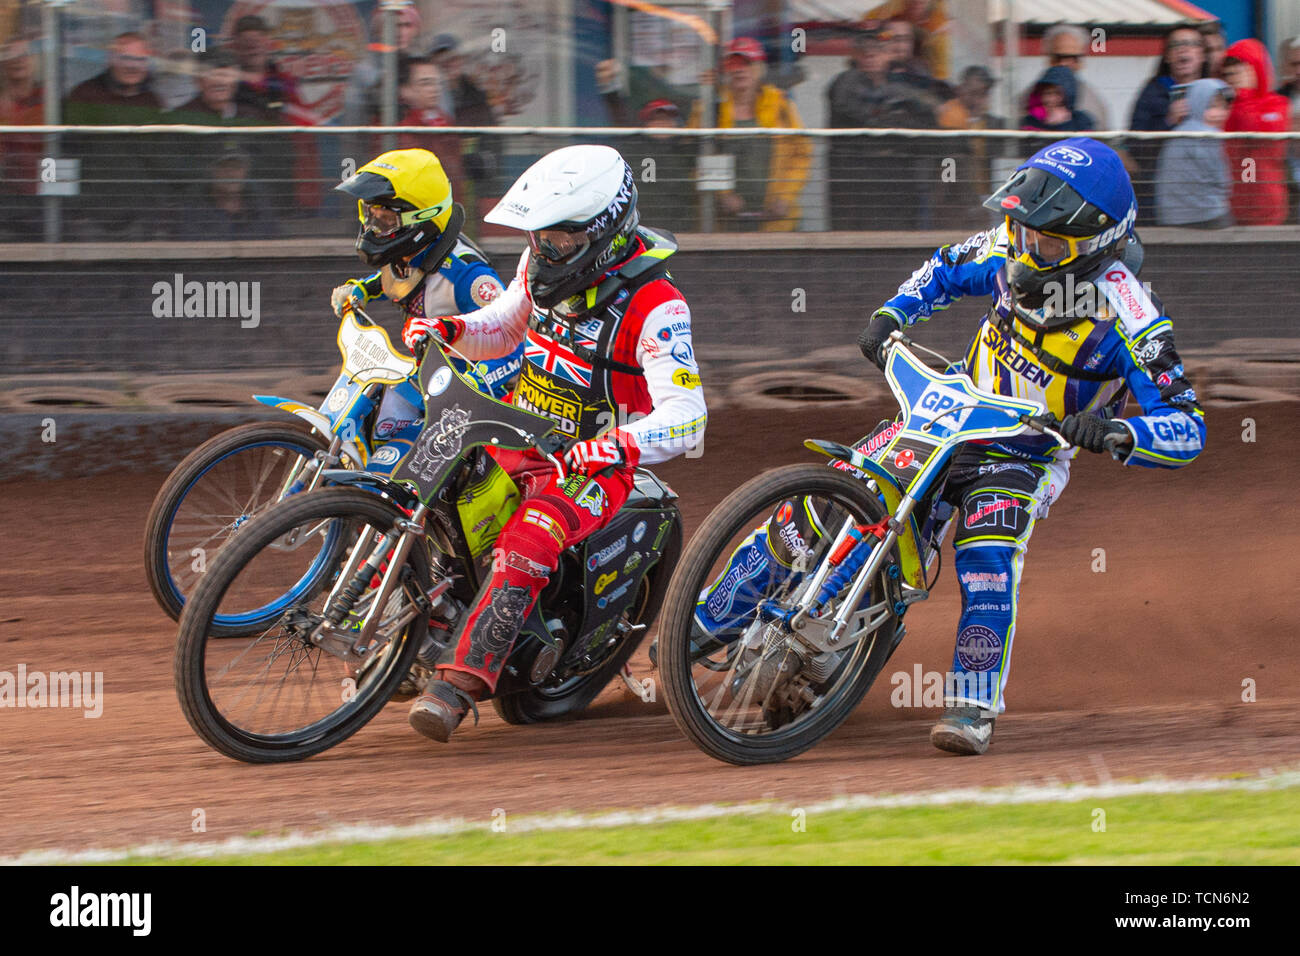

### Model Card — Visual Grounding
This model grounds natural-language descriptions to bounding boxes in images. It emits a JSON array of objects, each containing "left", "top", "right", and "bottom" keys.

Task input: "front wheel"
[
  {"left": 174, "top": 487, "right": 430, "bottom": 763},
  {"left": 144, "top": 420, "right": 330, "bottom": 633},
  {"left": 657, "top": 463, "right": 902, "bottom": 765}
]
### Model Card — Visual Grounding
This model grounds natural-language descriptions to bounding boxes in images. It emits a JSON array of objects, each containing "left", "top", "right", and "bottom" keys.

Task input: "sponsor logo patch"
[
  {"left": 958, "top": 570, "right": 1009, "bottom": 593},
  {"left": 586, "top": 536, "right": 628, "bottom": 570},
  {"left": 956, "top": 624, "right": 1004, "bottom": 672},
  {"left": 370, "top": 445, "right": 401, "bottom": 466},
  {"left": 426, "top": 366, "right": 453, "bottom": 397},
  {"left": 671, "top": 368, "right": 702, "bottom": 390}
]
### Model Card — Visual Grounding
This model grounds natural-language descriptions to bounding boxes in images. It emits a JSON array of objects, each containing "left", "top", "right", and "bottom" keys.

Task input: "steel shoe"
[
  {"left": 408, "top": 675, "right": 481, "bottom": 743},
  {"left": 929, "top": 705, "right": 996, "bottom": 755}
]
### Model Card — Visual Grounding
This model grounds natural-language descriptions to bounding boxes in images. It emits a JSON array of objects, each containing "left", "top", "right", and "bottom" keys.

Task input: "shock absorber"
[
  {"left": 812, "top": 517, "right": 891, "bottom": 610},
  {"left": 325, "top": 528, "right": 399, "bottom": 625}
]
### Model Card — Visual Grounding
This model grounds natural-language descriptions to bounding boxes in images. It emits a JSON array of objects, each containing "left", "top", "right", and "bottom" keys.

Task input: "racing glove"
[
  {"left": 331, "top": 281, "right": 369, "bottom": 317},
  {"left": 402, "top": 315, "right": 465, "bottom": 353},
  {"left": 564, "top": 429, "right": 641, "bottom": 477},
  {"left": 1059, "top": 413, "right": 1131, "bottom": 455},
  {"left": 858, "top": 309, "right": 902, "bottom": 372}
]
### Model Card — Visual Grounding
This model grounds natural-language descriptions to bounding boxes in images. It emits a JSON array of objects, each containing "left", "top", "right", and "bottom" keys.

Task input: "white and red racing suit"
[{"left": 432, "top": 228, "right": 706, "bottom": 689}]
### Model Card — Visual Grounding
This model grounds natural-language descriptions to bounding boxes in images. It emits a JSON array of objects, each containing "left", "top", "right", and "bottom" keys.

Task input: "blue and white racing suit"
[{"left": 872, "top": 222, "right": 1205, "bottom": 712}]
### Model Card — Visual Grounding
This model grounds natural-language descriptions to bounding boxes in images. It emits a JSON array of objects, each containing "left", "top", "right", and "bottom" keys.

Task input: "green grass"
[{"left": 123, "top": 784, "right": 1300, "bottom": 866}]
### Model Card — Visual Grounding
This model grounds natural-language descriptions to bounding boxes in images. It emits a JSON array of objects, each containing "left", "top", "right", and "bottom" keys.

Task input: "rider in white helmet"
[{"left": 402, "top": 144, "right": 707, "bottom": 743}]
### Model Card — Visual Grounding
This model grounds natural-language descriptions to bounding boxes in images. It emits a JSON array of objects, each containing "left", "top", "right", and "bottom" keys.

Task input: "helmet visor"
[
  {"left": 360, "top": 202, "right": 403, "bottom": 239},
  {"left": 1008, "top": 217, "right": 1081, "bottom": 271},
  {"left": 528, "top": 228, "right": 589, "bottom": 264}
]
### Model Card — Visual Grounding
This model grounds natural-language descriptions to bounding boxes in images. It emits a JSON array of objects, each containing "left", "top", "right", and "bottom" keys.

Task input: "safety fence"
[{"left": 3, "top": 125, "right": 1299, "bottom": 243}]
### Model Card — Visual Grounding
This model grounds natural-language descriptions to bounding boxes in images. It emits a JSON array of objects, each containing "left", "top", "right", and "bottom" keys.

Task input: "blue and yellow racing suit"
[
  {"left": 348, "top": 236, "right": 525, "bottom": 435},
  {"left": 696, "top": 222, "right": 1205, "bottom": 716},
  {"left": 871, "top": 222, "right": 1205, "bottom": 712}
]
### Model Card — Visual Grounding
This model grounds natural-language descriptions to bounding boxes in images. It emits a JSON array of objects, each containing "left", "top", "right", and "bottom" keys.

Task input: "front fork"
[
  {"left": 787, "top": 489, "right": 921, "bottom": 644},
  {"left": 310, "top": 502, "right": 429, "bottom": 663}
]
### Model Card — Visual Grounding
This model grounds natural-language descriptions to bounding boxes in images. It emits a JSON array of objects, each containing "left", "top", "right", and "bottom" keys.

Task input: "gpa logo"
[
  {"left": 956, "top": 624, "right": 1004, "bottom": 671},
  {"left": 1043, "top": 145, "right": 1092, "bottom": 167},
  {"left": 1000, "top": 194, "right": 1021, "bottom": 210},
  {"left": 917, "top": 383, "right": 973, "bottom": 429}
]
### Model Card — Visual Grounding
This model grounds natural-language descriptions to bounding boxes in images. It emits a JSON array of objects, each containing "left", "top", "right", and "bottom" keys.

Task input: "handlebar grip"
[
  {"left": 1103, "top": 431, "right": 1132, "bottom": 454},
  {"left": 856, "top": 324, "right": 879, "bottom": 360}
]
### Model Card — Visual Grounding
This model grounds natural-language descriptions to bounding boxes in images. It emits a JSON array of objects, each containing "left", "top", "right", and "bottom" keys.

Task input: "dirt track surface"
[{"left": 3, "top": 399, "right": 1299, "bottom": 856}]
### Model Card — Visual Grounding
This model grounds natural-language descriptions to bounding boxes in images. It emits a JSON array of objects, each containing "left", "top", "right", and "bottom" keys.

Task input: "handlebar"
[
  {"left": 878, "top": 331, "right": 1132, "bottom": 457},
  {"left": 1018, "top": 411, "right": 1132, "bottom": 456}
]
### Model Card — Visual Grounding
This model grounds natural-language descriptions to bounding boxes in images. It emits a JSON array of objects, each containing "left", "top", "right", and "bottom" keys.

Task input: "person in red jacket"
[{"left": 1222, "top": 39, "right": 1290, "bottom": 225}]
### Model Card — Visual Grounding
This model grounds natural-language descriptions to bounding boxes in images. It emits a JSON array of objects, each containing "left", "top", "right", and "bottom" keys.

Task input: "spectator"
[
  {"left": 230, "top": 14, "right": 323, "bottom": 214},
  {"left": 173, "top": 48, "right": 268, "bottom": 121},
  {"left": 1021, "top": 65, "right": 1094, "bottom": 132},
  {"left": 938, "top": 66, "right": 1004, "bottom": 224},
  {"left": 866, "top": 0, "right": 951, "bottom": 80},
  {"left": 428, "top": 34, "right": 494, "bottom": 127},
  {"left": 394, "top": 57, "right": 464, "bottom": 187},
  {"left": 1201, "top": 21, "right": 1228, "bottom": 79},
  {"left": 594, "top": 41, "right": 701, "bottom": 125},
  {"left": 65, "top": 31, "right": 162, "bottom": 120},
  {"left": 168, "top": 49, "right": 294, "bottom": 219},
  {"left": 883, "top": 18, "right": 952, "bottom": 101},
  {"left": 428, "top": 33, "right": 499, "bottom": 202},
  {"left": 689, "top": 37, "right": 810, "bottom": 232},
  {"left": 0, "top": 37, "right": 42, "bottom": 240},
  {"left": 182, "top": 148, "right": 279, "bottom": 241},
  {"left": 614, "top": 100, "right": 697, "bottom": 233},
  {"left": 342, "top": 3, "right": 423, "bottom": 126},
  {"left": 232, "top": 15, "right": 306, "bottom": 122},
  {"left": 1277, "top": 37, "right": 1300, "bottom": 220},
  {"left": 1222, "top": 39, "right": 1290, "bottom": 226},
  {"left": 1017, "top": 24, "right": 1110, "bottom": 131},
  {"left": 826, "top": 24, "right": 940, "bottom": 229},
  {"left": 1129, "top": 24, "right": 1209, "bottom": 222},
  {"left": 1155, "top": 78, "right": 1234, "bottom": 227},
  {"left": 64, "top": 32, "right": 166, "bottom": 240}
]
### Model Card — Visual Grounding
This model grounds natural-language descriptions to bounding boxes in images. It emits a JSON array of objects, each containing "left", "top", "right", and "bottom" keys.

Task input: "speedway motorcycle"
[
  {"left": 144, "top": 308, "right": 429, "bottom": 635},
  {"left": 655, "top": 330, "right": 1128, "bottom": 765},
  {"left": 173, "top": 333, "right": 682, "bottom": 763}
]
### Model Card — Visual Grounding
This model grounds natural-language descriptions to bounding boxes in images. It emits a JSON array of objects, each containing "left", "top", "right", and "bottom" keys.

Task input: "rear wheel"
[
  {"left": 174, "top": 487, "right": 430, "bottom": 763},
  {"left": 494, "top": 517, "right": 682, "bottom": 724},
  {"left": 144, "top": 421, "right": 331, "bottom": 634},
  {"left": 657, "top": 464, "right": 901, "bottom": 765}
]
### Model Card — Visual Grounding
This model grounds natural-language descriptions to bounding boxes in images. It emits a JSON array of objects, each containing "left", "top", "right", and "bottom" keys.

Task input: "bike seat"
[{"left": 626, "top": 468, "right": 677, "bottom": 508}]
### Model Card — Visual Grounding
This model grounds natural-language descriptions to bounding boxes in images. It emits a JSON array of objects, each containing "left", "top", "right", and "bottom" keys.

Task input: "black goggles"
[{"left": 527, "top": 228, "right": 589, "bottom": 263}]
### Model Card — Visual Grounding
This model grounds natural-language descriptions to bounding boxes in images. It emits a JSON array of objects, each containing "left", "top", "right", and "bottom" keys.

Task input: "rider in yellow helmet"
[{"left": 332, "top": 149, "right": 523, "bottom": 403}]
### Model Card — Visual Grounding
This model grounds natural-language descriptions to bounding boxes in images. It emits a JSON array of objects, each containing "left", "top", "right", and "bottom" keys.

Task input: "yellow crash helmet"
[{"left": 336, "top": 148, "right": 456, "bottom": 268}]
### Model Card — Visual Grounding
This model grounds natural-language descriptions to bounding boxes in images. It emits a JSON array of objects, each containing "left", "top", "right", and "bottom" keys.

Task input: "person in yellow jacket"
[{"left": 690, "top": 37, "right": 811, "bottom": 232}]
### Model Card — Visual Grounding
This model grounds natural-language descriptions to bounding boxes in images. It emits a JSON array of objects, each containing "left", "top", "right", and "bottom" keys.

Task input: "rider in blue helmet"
[
  {"left": 857, "top": 137, "right": 1205, "bottom": 753},
  {"left": 698, "top": 138, "right": 1205, "bottom": 756}
]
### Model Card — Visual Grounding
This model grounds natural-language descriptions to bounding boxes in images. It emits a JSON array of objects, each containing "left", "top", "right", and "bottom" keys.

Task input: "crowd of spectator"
[
  {"left": 0, "top": 10, "right": 503, "bottom": 242},
  {"left": 2, "top": 8, "right": 1299, "bottom": 240}
]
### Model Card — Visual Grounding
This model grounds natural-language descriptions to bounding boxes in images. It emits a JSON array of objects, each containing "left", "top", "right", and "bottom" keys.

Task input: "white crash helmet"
[{"left": 486, "top": 144, "right": 639, "bottom": 309}]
